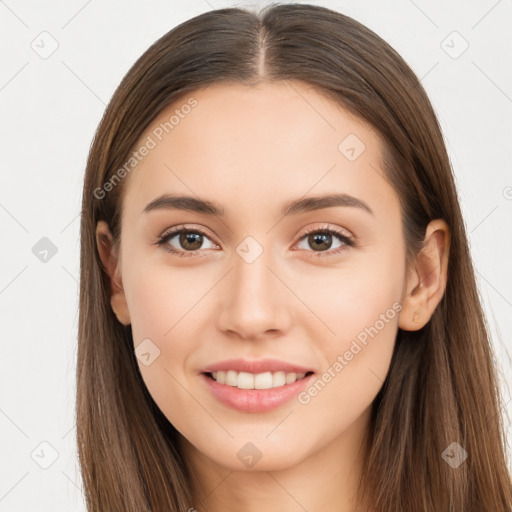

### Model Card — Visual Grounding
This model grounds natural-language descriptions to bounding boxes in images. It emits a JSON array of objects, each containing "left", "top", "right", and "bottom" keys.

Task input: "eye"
[
  {"left": 295, "top": 225, "right": 355, "bottom": 257},
  {"left": 155, "top": 224, "right": 356, "bottom": 258},
  {"left": 156, "top": 225, "right": 218, "bottom": 257}
]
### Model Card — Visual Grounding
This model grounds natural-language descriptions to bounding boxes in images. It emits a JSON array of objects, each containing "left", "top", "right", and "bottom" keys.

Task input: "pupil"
[
  {"left": 180, "top": 232, "right": 202, "bottom": 250},
  {"left": 309, "top": 233, "right": 332, "bottom": 251}
]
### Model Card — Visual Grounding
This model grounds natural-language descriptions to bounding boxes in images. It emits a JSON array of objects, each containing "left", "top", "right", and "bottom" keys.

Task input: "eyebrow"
[{"left": 143, "top": 193, "right": 373, "bottom": 217}]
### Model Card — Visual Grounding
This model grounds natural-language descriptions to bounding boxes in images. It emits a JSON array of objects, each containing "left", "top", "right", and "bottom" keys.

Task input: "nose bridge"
[
  {"left": 234, "top": 241, "right": 274, "bottom": 301},
  {"left": 216, "top": 235, "right": 291, "bottom": 338}
]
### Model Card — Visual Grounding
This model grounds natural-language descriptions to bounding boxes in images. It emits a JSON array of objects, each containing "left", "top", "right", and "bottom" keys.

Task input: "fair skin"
[{"left": 96, "top": 81, "right": 450, "bottom": 512}]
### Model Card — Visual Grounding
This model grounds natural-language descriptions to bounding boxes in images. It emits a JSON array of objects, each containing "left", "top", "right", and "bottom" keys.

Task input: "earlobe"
[
  {"left": 399, "top": 281, "right": 428, "bottom": 331},
  {"left": 96, "top": 220, "right": 131, "bottom": 326},
  {"left": 399, "top": 219, "right": 450, "bottom": 332},
  {"left": 110, "top": 294, "right": 131, "bottom": 326}
]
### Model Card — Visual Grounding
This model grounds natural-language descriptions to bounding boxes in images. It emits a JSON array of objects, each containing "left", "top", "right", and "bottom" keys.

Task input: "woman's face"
[{"left": 108, "top": 81, "right": 411, "bottom": 471}]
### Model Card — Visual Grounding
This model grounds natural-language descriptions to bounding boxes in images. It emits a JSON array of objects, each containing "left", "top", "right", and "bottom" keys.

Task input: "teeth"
[
  {"left": 272, "top": 371, "right": 286, "bottom": 387},
  {"left": 225, "top": 370, "right": 237, "bottom": 386},
  {"left": 237, "top": 371, "right": 254, "bottom": 389},
  {"left": 210, "top": 370, "right": 307, "bottom": 389},
  {"left": 285, "top": 372, "right": 297, "bottom": 384}
]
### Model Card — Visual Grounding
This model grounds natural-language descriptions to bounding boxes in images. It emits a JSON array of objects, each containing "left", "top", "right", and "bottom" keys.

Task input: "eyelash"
[{"left": 155, "top": 224, "right": 356, "bottom": 258}]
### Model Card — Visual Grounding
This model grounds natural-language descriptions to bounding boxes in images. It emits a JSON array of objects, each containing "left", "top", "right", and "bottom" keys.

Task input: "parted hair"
[{"left": 77, "top": 3, "right": 512, "bottom": 510}]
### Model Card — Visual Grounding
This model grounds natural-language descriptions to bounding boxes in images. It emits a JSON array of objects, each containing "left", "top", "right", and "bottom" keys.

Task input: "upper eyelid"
[
  {"left": 301, "top": 224, "right": 353, "bottom": 239},
  {"left": 159, "top": 224, "right": 216, "bottom": 243},
  {"left": 160, "top": 224, "right": 206, "bottom": 236}
]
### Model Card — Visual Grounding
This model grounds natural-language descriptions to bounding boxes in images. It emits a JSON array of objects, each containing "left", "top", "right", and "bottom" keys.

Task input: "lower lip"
[{"left": 200, "top": 373, "right": 315, "bottom": 413}]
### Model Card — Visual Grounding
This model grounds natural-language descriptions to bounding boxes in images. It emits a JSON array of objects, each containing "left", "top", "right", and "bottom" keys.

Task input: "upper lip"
[{"left": 201, "top": 358, "right": 315, "bottom": 375}]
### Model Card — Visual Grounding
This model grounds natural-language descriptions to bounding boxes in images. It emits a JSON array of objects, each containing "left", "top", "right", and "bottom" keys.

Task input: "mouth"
[
  {"left": 201, "top": 369, "right": 315, "bottom": 413},
  {"left": 203, "top": 370, "right": 315, "bottom": 390},
  {"left": 199, "top": 358, "right": 316, "bottom": 412}
]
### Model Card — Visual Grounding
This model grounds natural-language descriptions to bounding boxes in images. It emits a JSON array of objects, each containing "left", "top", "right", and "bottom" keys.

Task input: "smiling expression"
[{"left": 103, "top": 80, "right": 411, "bottom": 471}]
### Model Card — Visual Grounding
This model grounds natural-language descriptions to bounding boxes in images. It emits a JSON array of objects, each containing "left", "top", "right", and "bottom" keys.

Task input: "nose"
[{"left": 216, "top": 246, "right": 293, "bottom": 341}]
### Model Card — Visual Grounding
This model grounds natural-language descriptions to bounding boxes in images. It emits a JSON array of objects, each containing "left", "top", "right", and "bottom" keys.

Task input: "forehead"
[{"left": 121, "top": 80, "right": 396, "bottom": 222}]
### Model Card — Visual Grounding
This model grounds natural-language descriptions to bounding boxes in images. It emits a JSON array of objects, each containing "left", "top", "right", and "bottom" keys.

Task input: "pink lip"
[
  {"left": 200, "top": 358, "right": 314, "bottom": 374},
  {"left": 200, "top": 372, "right": 315, "bottom": 413}
]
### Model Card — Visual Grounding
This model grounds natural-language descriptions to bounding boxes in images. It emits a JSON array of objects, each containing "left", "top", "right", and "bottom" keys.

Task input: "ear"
[
  {"left": 399, "top": 219, "right": 450, "bottom": 331},
  {"left": 96, "top": 220, "right": 131, "bottom": 326}
]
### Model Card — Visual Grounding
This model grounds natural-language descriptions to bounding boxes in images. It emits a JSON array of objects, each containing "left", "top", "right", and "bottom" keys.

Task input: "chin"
[{"left": 199, "top": 440, "right": 309, "bottom": 472}]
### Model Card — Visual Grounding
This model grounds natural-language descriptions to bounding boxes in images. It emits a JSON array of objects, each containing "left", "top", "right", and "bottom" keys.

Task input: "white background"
[{"left": 1, "top": 0, "right": 511, "bottom": 510}]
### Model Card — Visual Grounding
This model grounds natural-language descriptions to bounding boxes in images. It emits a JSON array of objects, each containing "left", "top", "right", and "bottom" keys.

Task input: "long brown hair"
[{"left": 77, "top": 3, "right": 512, "bottom": 510}]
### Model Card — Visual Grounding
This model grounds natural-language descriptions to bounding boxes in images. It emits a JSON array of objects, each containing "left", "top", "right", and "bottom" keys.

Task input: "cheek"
[
  {"left": 297, "top": 247, "right": 404, "bottom": 342},
  {"left": 294, "top": 249, "right": 403, "bottom": 407},
  {"left": 124, "top": 266, "right": 210, "bottom": 424},
  {"left": 126, "top": 263, "right": 207, "bottom": 346},
  {"left": 295, "top": 303, "right": 398, "bottom": 439}
]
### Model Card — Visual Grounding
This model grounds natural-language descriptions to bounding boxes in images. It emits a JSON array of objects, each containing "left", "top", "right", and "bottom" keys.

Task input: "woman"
[{"left": 78, "top": 3, "right": 512, "bottom": 510}]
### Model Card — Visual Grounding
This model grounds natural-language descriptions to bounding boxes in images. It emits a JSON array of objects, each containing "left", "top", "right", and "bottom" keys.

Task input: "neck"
[{"left": 181, "top": 407, "right": 373, "bottom": 512}]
